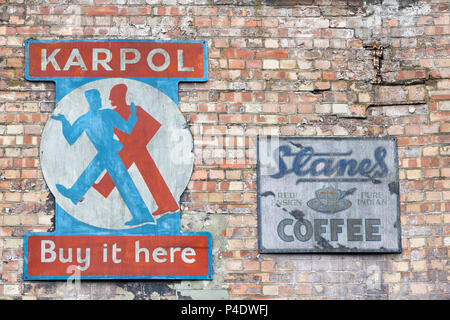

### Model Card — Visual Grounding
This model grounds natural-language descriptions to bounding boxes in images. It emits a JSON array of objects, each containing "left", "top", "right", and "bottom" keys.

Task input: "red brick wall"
[{"left": 0, "top": 0, "right": 448, "bottom": 299}]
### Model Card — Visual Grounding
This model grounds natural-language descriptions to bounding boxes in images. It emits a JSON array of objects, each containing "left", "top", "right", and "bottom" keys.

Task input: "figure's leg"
[
  {"left": 56, "top": 154, "right": 104, "bottom": 205},
  {"left": 134, "top": 147, "right": 179, "bottom": 216},
  {"left": 92, "top": 173, "right": 114, "bottom": 198},
  {"left": 105, "top": 154, "right": 154, "bottom": 225},
  {"left": 93, "top": 148, "right": 133, "bottom": 198}
]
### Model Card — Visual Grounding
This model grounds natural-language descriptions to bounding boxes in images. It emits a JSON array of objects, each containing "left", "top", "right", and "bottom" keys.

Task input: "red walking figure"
[{"left": 93, "top": 84, "right": 179, "bottom": 218}]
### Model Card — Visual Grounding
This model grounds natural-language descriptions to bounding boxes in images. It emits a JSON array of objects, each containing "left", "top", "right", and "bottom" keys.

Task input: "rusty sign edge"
[{"left": 257, "top": 136, "right": 402, "bottom": 254}]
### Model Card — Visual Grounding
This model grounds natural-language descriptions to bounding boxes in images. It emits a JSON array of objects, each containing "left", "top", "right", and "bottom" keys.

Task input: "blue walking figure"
[{"left": 51, "top": 89, "right": 154, "bottom": 226}]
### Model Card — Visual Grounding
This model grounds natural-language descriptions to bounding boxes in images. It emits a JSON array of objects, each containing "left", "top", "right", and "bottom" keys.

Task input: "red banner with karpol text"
[{"left": 27, "top": 41, "right": 205, "bottom": 78}]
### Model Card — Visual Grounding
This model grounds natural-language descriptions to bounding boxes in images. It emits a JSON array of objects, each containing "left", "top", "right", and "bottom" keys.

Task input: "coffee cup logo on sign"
[{"left": 307, "top": 186, "right": 354, "bottom": 214}]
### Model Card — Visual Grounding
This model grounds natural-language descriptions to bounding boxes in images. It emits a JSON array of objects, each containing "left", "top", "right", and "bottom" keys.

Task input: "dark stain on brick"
[
  {"left": 117, "top": 281, "right": 180, "bottom": 300},
  {"left": 22, "top": 283, "right": 33, "bottom": 294},
  {"left": 24, "top": 180, "right": 37, "bottom": 192},
  {"left": 0, "top": 6, "right": 10, "bottom": 22},
  {"left": 11, "top": 203, "right": 27, "bottom": 215},
  {"left": 398, "top": 0, "right": 418, "bottom": 10},
  {"left": 12, "top": 226, "right": 33, "bottom": 237},
  {"left": 180, "top": 189, "right": 191, "bottom": 204},
  {"left": 45, "top": 193, "right": 56, "bottom": 232},
  {"left": 45, "top": 192, "right": 55, "bottom": 213},
  {"left": 10, "top": 181, "right": 22, "bottom": 191},
  {"left": 177, "top": 292, "right": 194, "bottom": 300}
]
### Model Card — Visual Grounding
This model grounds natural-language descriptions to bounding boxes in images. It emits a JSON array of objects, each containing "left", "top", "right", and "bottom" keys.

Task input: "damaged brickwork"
[{"left": 0, "top": 0, "right": 448, "bottom": 299}]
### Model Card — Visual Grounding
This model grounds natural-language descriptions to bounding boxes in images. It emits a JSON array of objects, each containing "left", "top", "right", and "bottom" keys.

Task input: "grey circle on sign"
[{"left": 40, "top": 78, "right": 193, "bottom": 230}]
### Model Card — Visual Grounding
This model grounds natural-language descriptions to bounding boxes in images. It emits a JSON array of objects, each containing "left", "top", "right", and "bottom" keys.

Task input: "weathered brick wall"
[{"left": 0, "top": 0, "right": 448, "bottom": 299}]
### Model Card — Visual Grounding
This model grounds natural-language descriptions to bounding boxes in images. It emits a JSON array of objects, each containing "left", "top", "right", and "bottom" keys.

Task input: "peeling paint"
[
  {"left": 288, "top": 209, "right": 305, "bottom": 220},
  {"left": 388, "top": 181, "right": 399, "bottom": 195},
  {"left": 316, "top": 236, "right": 334, "bottom": 250}
]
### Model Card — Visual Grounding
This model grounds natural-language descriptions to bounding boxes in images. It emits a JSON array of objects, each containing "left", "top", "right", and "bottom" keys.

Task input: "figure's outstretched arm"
[
  {"left": 111, "top": 102, "right": 138, "bottom": 134},
  {"left": 51, "top": 114, "right": 85, "bottom": 145}
]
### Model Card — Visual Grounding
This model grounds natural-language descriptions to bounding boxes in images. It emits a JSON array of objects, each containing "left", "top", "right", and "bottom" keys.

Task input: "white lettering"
[
  {"left": 41, "top": 240, "right": 56, "bottom": 263},
  {"left": 177, "top": 49, "right": 194, "bottom": 72},
  {"left": 181, "top": 247, "right": 196, "bottom": 264},
  {"left": 120, "top": 48, "right": 141, "bottom": 71},
  {"left": 135, "top": 241, "right": 150, "bottom": 263},
  {"left": 92, "top": 48, "right": 112, "bottom": 71},
  {"left": 102, "top": 243, "right": 107, "bottom": 262},
  {"left": 41, "top": 49, "right": 61, "bottom": 71},
  {"left": 37, "top": 46, "right": 202, "bottom": 74},
  {"left": 169, "top": 247, "right": 181, "bottom": 263},
  {"left": 147, "top": 48, "right": 170, "bottom": 72},
  {"left": 76, "top": 248, "right": 90, "bottom": 271},
  {"left": 59, "top": 248, "right": 72, "bottom": 263},
  {"left": 112, "top": 243, "right": 121, "bottom": 263},
  {"left": 40, "top": 240, "right": 91, "bottom": 271},
  {"left": 63, "top": 48, "right": 87, "bottom": 71},
  {"left": 152, "top": 247, "right": 167, "bottom": 263}
]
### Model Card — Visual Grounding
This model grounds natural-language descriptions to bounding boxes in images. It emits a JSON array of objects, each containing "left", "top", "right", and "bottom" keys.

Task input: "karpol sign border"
[
  {"left": 25, "top": 235, "right": 210, "bottom": 279},
  {"left": 24, "top": 39, "right": 212, "bottom": 280}
]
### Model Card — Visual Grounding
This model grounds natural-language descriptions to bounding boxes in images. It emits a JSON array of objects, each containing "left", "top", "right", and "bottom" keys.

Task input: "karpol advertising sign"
[
  {"left": 24, "top": 39, "right": 212, "bottom": 280},
  {"left": 258, "top": 137, "right": 401, "bottom": 253}
]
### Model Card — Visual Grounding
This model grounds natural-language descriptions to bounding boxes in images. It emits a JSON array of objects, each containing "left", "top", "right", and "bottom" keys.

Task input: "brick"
[
  {"left": 393, "top": 261, "right": 409, "bottom": 272},
  {"left": 395, "top": 70, "right": 426, "bottom": 81},
  {"left": 262, "top": 285, "right": 278, "bottom": 296},
  {"left": 244, "top": 261, "right": 260, "bottom": 271},
  {"left": 383, "top": 272, "right": 401, "bottom": 283},
  {"left": 322, "top": 70, "right": 336, "bottom": 80},
  {"left": 228, "top": 59, "right": 245, "bottom": 69},
  {"left": 212, "top": 17, "right": 229, "bottom": 28},
  {"left": 246, "top": 59, "right": 262, "bottom": 69},
  {"left": 408, "top": 86, "right": 426, "bottom": 101},
  {"left": 410, "top": 284, "right": 428, "bottom": 295},
  {"left": 423, "top": 146, "right": 439, "bottom": 157},
  {"left": 264, "top": 39, "right": 278, "bottom": 48},
  {"left": 86, "top": 6, "right": 118, "bottom": 15},
  {"left": 255, "top": 49, "right": 289, "bottom": 59},
  {"left": 230, "top": 284, "right": 260, "bottom": 295},
  {"left": 279, "top": 60, "right": 297, "bottom": 69},
  {"left": 332, "top": 103, "right": 349, "bottom": 114},
  {"left": 411, "top": 260, "right": 427, "bottom": 272},
  {"left": 226, "top": 260, "right": 242, "bottom": 271},
  {"left": 387, "top": 125, "right": 404, "bottom": 135},
  {"left": 296, "top": 18, "right": 329, "bottom": 28},
  {"left": 297, "top": 284, "right": 313, "bottom": 295},
  {"left": 194, "top": 17, "right": 211, "bottom": 27},
  {"left": 3, "top": 284, "right": 21, "bottom": 296},
  {"left": 224, "top": 48, "right": 254, "bottom": 59},
  {"left": 314, "top": 39, "right": 329, "bottom": 48},
  {"left": 261, "top": 261, "right": 276, "bottom": 272},
  {"left": 262, "top": 59, "right": 279, "bottom": 69},
  {"left": 440, "top": 123, "right": 450, "bottom": 132},
  {"left": 410, "top": 238, "right": 426, "bottom": 248}
]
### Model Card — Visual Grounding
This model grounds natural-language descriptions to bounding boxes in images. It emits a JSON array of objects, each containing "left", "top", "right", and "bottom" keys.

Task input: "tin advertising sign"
[
  {"left": 257, "top": 137, "right": 401, "bottom": 253},
  {"left": 24, "top": 39, "right": 212, "bottom": 279}
]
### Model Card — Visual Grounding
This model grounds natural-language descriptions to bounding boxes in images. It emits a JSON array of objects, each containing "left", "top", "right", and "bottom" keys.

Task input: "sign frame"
[{"left": 23, "top": 39, "right": 212, "bottom": 280}]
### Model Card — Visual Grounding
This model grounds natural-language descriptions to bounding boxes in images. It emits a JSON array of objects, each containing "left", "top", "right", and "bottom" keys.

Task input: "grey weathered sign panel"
[{"left": 257, "top": 137, "right": 401, "bottom": 253}]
